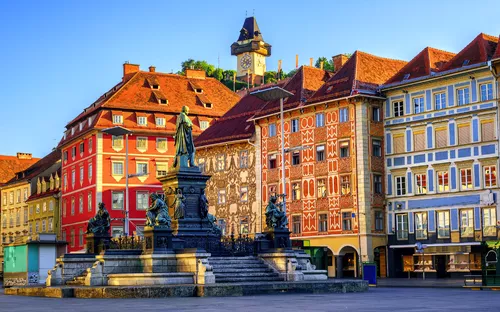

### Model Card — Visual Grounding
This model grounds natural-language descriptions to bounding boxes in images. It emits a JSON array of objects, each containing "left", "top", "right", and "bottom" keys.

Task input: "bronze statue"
[
  {"left": 173, "top": 106, "right": 196, "bottom": 168},
  {"left": 173, "top": 189, "right": 186, "bottom": 219},
  {"left": 199, "top": 188, "right": 209, "bottom": 219},
  {"left": 86, "top": 202, "right": 111, "bottom": 235},
  {"left": 265, "top": 195, "right": 288, "bottom": 229},
  {"left": 146, "top": 193, "right": 171, "bottom": 227},
  {"left": 207, "top": 213, "right": 222, "bottom": 236}
]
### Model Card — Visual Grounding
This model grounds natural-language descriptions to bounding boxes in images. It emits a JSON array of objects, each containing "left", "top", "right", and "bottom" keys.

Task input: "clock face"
[{"left": 240, "top": 54, "right": 252, "bottom": 70}]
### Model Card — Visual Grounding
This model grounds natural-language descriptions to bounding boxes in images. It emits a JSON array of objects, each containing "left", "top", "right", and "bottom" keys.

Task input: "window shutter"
[
  {"left": 413, "top": 132, "right": 425, "bottom": 151},
  {"left": 435, "top": 128, "right": 448, "bottom": 148},
  {"left": 394, "top": 135, "right": 405, "bottom": 154},
  {"left": 458, "top": 124, "right": 471, "bottom": 145},
  {"left": 482, "top": 121, "right": 495, "bottom": 142}
]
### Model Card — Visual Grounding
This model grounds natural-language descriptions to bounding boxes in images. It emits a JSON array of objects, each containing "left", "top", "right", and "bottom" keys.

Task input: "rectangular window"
[
  {"left": 63, "top": 151, "right": 68, "bottom": 161},
  {"left": 48, "top": 217, "right": 53, "bottom": 231},
  {"left": 339, "top": 107, "right": 349, "bottom": 122},
  {"left": 457, "top": 87, "right": 470, "bottom": 106},
  {"left": 316, "top": 145, "right": 325, "bottom": 162},
  {"left": 339, "top": 141, "right": 349, "bottom": 158},
  {"left": 113, "top": 115, "right": 123, "bottom": 124},
  {"left": 136, "top": 191, "right": 149, "bottom": 210},
  {"left": 71, "top": 229, "right": 75, "bottom": 247},
  {"left": 88, "top": 192, "right": 92, "bottom": 212},
  {"left": 268, "top": 123, "right": 277, "bottom": 137},
  {"left": 437, "top": 171, "right": 449, "bottom": 192},
  {"left": 88, "top": 138, "right": 93, "bottom": 153},
  {"left": 292, "top": 215, "right": 302, "bottom": 234},
  {"left": 216, "top": 154, "right": 225, "bottom": 171},
  {"left": 413, "top": 132, "right": 425, "bottom": 151},
  {"left": 292, "top": 151, "right": 300, "bottom": 165},
  {"left": 240, "top": 150, "right": 249, "bottom": 168},
  {"left": 460, "top": 209, "right": 474, "bottom": 238},
  {"left": 156, "top": 117, "right": 166, "bottom": 127},
  {"left": 137, "top": 116, "right": 148, "bottom": 126},
  {"left": 484, "top": 166, "right": 497, "bottom": 188},
  {"left": 458, "top": 124, "right": 471, "bottom": 145},
  {"left": 71, "top": 170, "right": 75, "bottom": 188},
  {"left": 396, "top": 213, "right": 408, "bottom": 240},
  {"left": 269, "top": 154, "right": 277, "bottom": 169},
  {"left": 413, "top": 97, "right": 424, "bottom": 114},
  {"left": 437, "top": 210, "right": 450, "bottom": 238},
  {"left": 318, "top": 214, "right": 328, "bottom": 232},
  {"left": 395, "top": 176, "right": 406, "bottom": 196},
  {"left": 375, "top": 211, "right": 384, "bottom": 231},
  {"left": 415, "top": 212, "right": 428, "bottom": 240},
  {"left": 393, "top": 101, "right": 404, "bottom": 117},
  {"left": 79, "top": 228, "right": 84, "bottom": 246},
  {"left": 393, "top": 135, "right": 405, "bottom": 154},
  {"left": 79, "top": 195, "right": 83, "bottom": 213},
  {"left": 156, "top": 138, "right": 167, "bottom": 151},
  {"left": 374, "top": 175, "right": 382, "bottom": 194},
  {"left": 218, "top": 189, "right": 226, "bottom": 204},
  {"left": 16, "top": 190, "right": 21, "bottom": 203},
  {"left": 71, "top": 198, "right": 75, "bottom": 215},
  {"left": 435, "top": 128, "right": 448, "bottom": 148},
  {"left": 112, "top": 162, "right": 124, "bottom": 175},
  {"left": 460, "top": 168, "right": 473, "bottom": 190},
  {"left": 198, "top": 158, "right": 205, "bottom": 173},
  {"left": 480, "top": 83, "right": 493, "bottom": 101},
  {"left": 372, "top": 106, "right": 381, "bottom": 122},
  {"left": 482, "top": 120, "right": 495, "bottom": 141},
  {"left": 79, "top": 142, "right": 84, "bottom": 154},
  {"left": 112, "top": 226, "right": 124, "bottom": 238},
  {"left": 342, "top": 212, "right": 352, "bottom": 231},
  {"left": 218, "top": 219, "right": 227, "bottom": 236},
  {"left": 71, "top": 146, "right": 76, "bottom": 158},
  {"left": 291, "top": 119, "right": 299, "bottom": 133},
  {"left": 434, "top": 92, "right": 446, "bottom": 110},
  {"left": 112, "top": 192, "right": 124, "bottom": 210},
  {"left": 137, "top": 163, "right": 148, "bottom": 175},
  {"left": 79, "top": 166, "right": 84, "bottom": 183},
  {"left": 316, "top": 113, "right": 325, "bottom": 127},
  {"left": 240, "top": 186, "right": 248, "bottom": 202},
  {"left": 415, "top": 173, "right": 427, "bottom": 195},
  {"left": 292, "top": 182, "right": 301, "bottom": 201},
  {"left": 372, "top": 139, "right": 382, "bottom": 157},
  {"left": 112, "top": 135, "right": 123, "bottom": 149},
  {"left": 200, "top": 120, "right": 209, "bottom": 130},
  {"left": 156, "top": 163, "right": 168, "bottom": 177},
  {"left": 136, "top": 137, "right": 148, "bottom": 150},
  {"left": 9, "top": 191, "right": 14, "bottom": 204},
  {"left": 483, "top": 207, "right": 496, "bottom": 237},
  {"left": 88, "top": 163, "right": 92, "bottom": 180},
  {"left": 340, "top": 175, "right": 351, "bottom": 195},
  {"left": 23, "top": 207, "right": 28, "bottom": 225},
  {"left": 317, "top": 179, "right": 327, "bottom": 198}
]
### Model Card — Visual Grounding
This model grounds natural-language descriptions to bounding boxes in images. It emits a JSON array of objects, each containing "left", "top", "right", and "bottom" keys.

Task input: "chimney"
[
  {"left": 123, "top": 62, "right": 140, "bottom": 79},
  {"left": 17, "top": 152, "right": 33, "bottom": 160},
  {"left": 185, "top": 69, "right": 206, "bottom": 79},
  {"left": 332, "top": 54, "right": 349, "bottom": 72},
  {"left": 149, "top": 66, "right": 156, "bottom": 73}
]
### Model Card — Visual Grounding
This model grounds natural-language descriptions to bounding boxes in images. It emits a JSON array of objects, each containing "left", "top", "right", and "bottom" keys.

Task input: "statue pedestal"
[
  {"left": 263, "top": 228, "right": 292, "bottom": 252},
  {"left": 85, "top": 233, "right": 111, "bottom": 255},
  {"left": 143, "top": 226, "right": 174, "bottom": 254}
]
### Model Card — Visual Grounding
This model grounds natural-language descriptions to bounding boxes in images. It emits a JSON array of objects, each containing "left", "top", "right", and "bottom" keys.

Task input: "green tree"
[
  {"left": 264, "top": 71, "right": 278, "bottom": 83},
  {"left": 213, "top": 68, "right": 224, "bottom": 81},
  {"left": 315, "top": 57, "right": 335, "bottom": 71},
  {"left": 223, "top": 69, "right": 236, "bottom": 81},
  {"left": 180, "top": 59, "right": 216, "bottom": 77},
  {"left": 287, "top": 69, "right": 298, "bottom": 78}
]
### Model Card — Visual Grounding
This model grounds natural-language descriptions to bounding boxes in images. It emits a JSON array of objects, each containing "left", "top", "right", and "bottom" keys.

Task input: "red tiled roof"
[
  {"left": 195, "top": 80, "right": 290, "bottom": 147},
  {"left": 439, "top": 33, "right": 498, "bottom": 72},
  {"left": 0, "top": 155, "right": 40, "bottom": 186},
  {"left": 386, "top": 47, "right": 455, "bottom": 84},
  {"left": 3, "top": 149, "right": 60, "bottom": 187},
  {"left": 307, "top": 51, "right": 407, "bottom": 104},
  {"left": 252, "top": 66, "right": 332, "bottom": 118},
  {"left": 493, "top": 35, "right": 500, "bottom": 60},
  {"left": 26, "top": 187, "right": 60, "bottom": 202}
]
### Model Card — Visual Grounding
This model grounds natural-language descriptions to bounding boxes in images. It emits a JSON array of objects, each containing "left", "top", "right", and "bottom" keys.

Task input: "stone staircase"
[
  {"left": 65, "top": 274, "right": 86, "bottom": 286},
  {"left": 209, "top": 256, "right": 283, "bottom": 283}
]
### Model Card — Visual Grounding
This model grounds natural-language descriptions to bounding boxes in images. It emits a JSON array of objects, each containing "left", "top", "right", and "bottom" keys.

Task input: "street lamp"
[
  {"left": 101, "top": 126, "right": 144, "bottom": 236},
  {"left": 251, "top": 87, "right": 294, "bottom": 216}
]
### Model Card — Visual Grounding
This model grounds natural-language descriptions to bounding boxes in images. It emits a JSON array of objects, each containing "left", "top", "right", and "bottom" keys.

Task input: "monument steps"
[
  {"left": 65, "top": 275, "right": 86, "bottom": 286},
  {"left": 209, "top": 256, "right": 283, "bottom": 283}
]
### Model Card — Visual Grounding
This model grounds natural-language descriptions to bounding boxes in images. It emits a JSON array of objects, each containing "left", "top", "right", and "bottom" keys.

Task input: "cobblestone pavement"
[{"left": 1, "top": 287, "right": 499, "bottom": 311}]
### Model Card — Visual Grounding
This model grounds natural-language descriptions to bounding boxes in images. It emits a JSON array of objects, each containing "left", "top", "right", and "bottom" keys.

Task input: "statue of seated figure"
[
  {"left": 87, "top": 202, "right": 111, "bottom": 235},
  {"left": 265, "top": 195, "right": 288, "bottom": 229},
  {"left": 146, "top": 193, "right": 171, "bottom": 227}
]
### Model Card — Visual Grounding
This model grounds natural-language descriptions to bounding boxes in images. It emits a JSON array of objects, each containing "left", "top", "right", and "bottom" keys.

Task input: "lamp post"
[
  {"left": 251, "top": 87, "right": 294, "bottom": 215},
  {"left": 102, "top": 126, "right": 142, "bottom": 236}
]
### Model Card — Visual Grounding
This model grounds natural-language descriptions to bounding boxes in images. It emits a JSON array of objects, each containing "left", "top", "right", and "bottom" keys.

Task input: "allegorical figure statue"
[
  {"left": 146, "top": 193, "right": 171, "bottom": 227},
  {"left": 265, "top": 195, "right": 288, "bottom": 229},
  {"left": 87, "top": 202, "right": 111, "bottom": 235},
  {"left": 207, "top": 213, "right": 222, "bottom": 236},
  {"left": 173, "top": 189, "right": 186, "bottom": 219},
  {"left": 199, "top": 188, "right": 209, "bottom": 219},
  {"left": 173, "top": 106, "right": 196, "bottom": 168}
]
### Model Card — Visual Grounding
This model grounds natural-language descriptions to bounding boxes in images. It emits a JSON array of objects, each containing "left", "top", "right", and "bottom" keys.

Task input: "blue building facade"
[{"left": 382, "top": 34, "right": 500, "bottom": 278}]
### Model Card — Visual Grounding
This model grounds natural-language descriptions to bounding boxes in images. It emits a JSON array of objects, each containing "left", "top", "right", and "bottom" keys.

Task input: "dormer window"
[
  {"left": 79, "top": 122, "right": 84, "bottom": 131},
  {"left": 71, "top": 127, "right": 75, "bottom": 135},
  {"left": 200, "top": 121, "right": 209, "bottom": 130},
  {"left": 195, "top": 88, "right": 203, "bottom": 94},
  {"left": 205, "top": 103, "right": 212, "bottom": 109},
  {"left": 137, "top": 116, "right": 147, "bottom": 126},
  {"left": 462, "top": 59, "right": 470, "bottom": 66},
  {"left": 156, "top": 117, "right": 166, "bottom": 127},
  {"left": 152, "top": 84, "right": 159, "bottom": 90},
  {"left": 113, "top": 115, "right": 123, "bottom": 124},
  {"left": 403, "top": 74, "right": 410, "bottom": 80},
  {"left": 160, "top": 99, "right": 167, "bottom": 104}
]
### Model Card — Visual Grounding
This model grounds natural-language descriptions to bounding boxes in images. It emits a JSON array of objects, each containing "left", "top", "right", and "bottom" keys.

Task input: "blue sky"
[{"left": 1, "top": 0, "right": 499, "bottom": 157}]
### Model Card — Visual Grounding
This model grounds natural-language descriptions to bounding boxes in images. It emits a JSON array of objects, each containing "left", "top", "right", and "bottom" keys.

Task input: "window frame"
[
  {"left": 342, "top": 211, "right": 352, "bottom": 231},
  {"left": 112, "top": 161, "right": 124, "bottom": 176},
  {"left": 339, "top": 107, "right": 349, "bottom": 123},
  {"left": 372, "top": 106, "right": 381, "bottom": 122},
  {"left": 136, "top": 191, "right": 149, "bottom": 210},
  {"left": 315, "top": 113, "right": 325, "bottom": 127},
  {"left": 460, "top": 209, "right": 474, "bottom": 238},
  {"left": 393, "top": 101, "right": 404, "bottom": 117},
  {"left": 437, "top": 210, "right": 450, "bottom": 239},
  {"left": 395, "top": 176, "right": 406, "bottom": 196},
  {"left": 483, "top": 207, "right": 496, "bottom": 237},
  {"left": 413, "top": 96, "right": 425, "bottom": 114},
  {"left": 375, "top": 210, "right": 384, "bottom": 231},
  {"left": 137, "top": 116, "right": 148, "bottom": 126},
  {"left": 457, "top": 87, "right": 470, "bottom": 106},
  {"left": 318, "top": 213, "right": 328, "bottom": 233},
  {"left": 239, "top": 150, "right": 249, "bottom": 168},
  {"left": 316, "top": 145, "right": 325, "bottom": 162},
  {"left": 136, "top": 162, "right": 148, "bottom": 175},
  {"left": 268, "top": 123, "right": 277, "bottom": 137},
  {"left": 372, "top": 139, "right": 382, "bottom": 157},
  {"left": 240, "top": 186, "right": 248, "bottom": 203},
  {"left": 340, "top": 175, "right": 351, "bottom": 195},
  {"left": 437, "top": 171, "right": 449, "bottom": 192},
  {"left": 112, "top": 191, "right": 124, "bottom": 210},
  {"left": 414, "top": 212, "right": 428, "bottom": 240},
  {"left": 268, "top": 154, "right": 277, "bottom": 169},
  {"left": 434, "top": 92, "right": 446, "bottom": 110},
  {"left": 292, "top": 151, "right": 300, "bottom": 166},
  {"left": 414, "top": 173, "right": 427, "bottom": 195},
  {"left": 484, "top": 165, "right": 497, "bottom": 188},
  {"left": 217, "top": 189, "right": 226, "bottom": 205},
  {"left": 291, "top": 119, "right": 299, "bottom": 133},
  {"left": 112, "top": 114, "right": 123, "bottom": 125},
  {"left": 339, "top": 140, "right": 350, "bottom": 158},
  {"left": 373, "top": 174, "right": 383, "bottom": 194},
  {"left": 292, "top": 215, "right": 302, "bottom": 234},
  {"left": 291, "top": 182, "right": 301, "bottom": 201},
  {"left": 396, "top": 213, "right": 408, "bottom": 240},
  {"left": 460, "top": 168, "right": 473, "bottom": 191},
  {"left": 156, "top": 137, "right": 167, "bottom": 152},
  {"left": 317, "top": 178, "right": 327, "bottom": 198},
  {"left": 479, "top": 82, "right": 493, "bottom": 102}
]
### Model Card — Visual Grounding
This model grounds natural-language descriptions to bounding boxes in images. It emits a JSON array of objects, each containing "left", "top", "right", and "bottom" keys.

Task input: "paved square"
[{"left": 0, "top": 287, "right": 498, "bottom": 311}]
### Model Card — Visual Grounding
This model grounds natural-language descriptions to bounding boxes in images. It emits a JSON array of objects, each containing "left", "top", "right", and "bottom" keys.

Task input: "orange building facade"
[
  {"left": 253, "top": 52, "right": 406, "bottom": 277},
  {"left": 59, "top": 64, "right": 239, "bottom": 252}
]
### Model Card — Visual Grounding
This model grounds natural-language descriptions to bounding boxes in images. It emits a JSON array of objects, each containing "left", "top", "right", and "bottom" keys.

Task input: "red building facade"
[{"left": 59, "top": 64, "right": 239, "bottom": 252}]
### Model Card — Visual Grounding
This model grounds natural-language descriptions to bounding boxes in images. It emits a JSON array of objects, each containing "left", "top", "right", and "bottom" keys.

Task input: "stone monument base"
[
  {"left": 264, "top": 228, "right": 291, "bottom": 251},
  {"left": 143, "top": 226, "right": 174, "bottom": 254},
  {"left": 85, "top": 233, "right": 111, "bottom": 255}
]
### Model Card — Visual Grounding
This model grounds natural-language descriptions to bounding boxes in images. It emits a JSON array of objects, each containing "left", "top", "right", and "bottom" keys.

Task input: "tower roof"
[{"left": 237, "top": 16, "right": 264, "bottom": 41}]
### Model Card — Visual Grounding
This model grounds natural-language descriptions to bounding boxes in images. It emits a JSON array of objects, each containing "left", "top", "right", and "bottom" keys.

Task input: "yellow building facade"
[
  {"left": 27, "top": 173, "right": 61, "bottom": 239},
  {"left": 1, "top": 181, "right": 31, "bottom": 246}
]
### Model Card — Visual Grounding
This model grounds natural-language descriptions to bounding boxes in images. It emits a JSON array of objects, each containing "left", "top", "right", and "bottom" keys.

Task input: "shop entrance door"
[{"left": 436, "top": 255, "right": 448, "bottom": 278}]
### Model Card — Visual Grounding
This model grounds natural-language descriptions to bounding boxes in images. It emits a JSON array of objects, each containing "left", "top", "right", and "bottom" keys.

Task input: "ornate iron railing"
[
  {"left": 205, "top": 232, "right": 257, "bottom": 257},
  {"left": 105, "top": 235, "right": 144, "bottom": 250}
]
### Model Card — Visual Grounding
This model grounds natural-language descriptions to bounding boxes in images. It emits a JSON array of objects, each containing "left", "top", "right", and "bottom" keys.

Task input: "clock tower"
[{"left": 231, "top": 16, "right": 271, "bottom": 85}]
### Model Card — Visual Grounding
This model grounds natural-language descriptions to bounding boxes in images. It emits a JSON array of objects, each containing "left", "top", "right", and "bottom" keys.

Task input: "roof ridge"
[
  {"left": 426, "top": 46, "right": 456, "bottom": 55},
  {"left": 480, "top": 32, "right": 499, "bottom": 42},
  {"left": 355, "top": 50, "right": 407, "bottom": 63}
]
